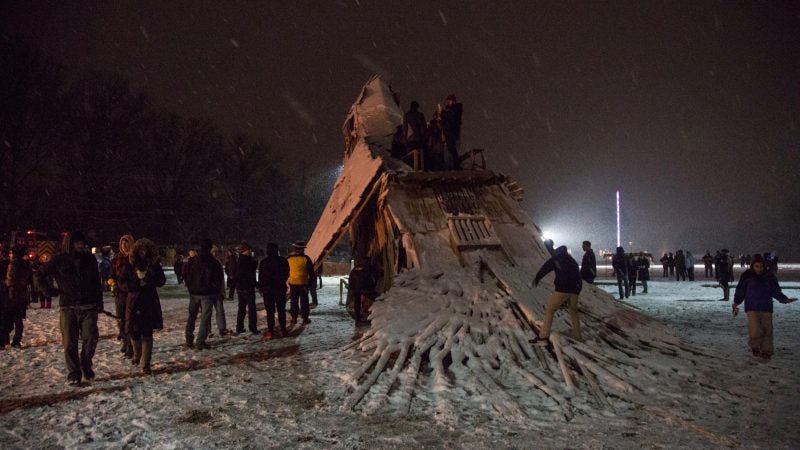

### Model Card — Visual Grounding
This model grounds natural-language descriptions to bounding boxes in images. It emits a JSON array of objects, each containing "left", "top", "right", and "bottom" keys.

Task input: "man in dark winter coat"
[
  {"left": 636, "top": 252, "right": 650, "bottom": 294},
  {"left": 675, "top": 249, "right": 687, "bottom": 281},
  {"left": 716, "top": 249, "right": 734, "bottom": 301},
  {"left": 234, "top": 242, "right": 259, "bottom": 335},
  {"left": 626, "top": 253, "right": 638, "bottom": 296},
  {"left": 531, "top": 244, "right": 583, "bottom": 344},
  {"left": 660, "top": 253, "right": 669, "bottom": 278},
  {"left": 174, "top": 254, "right": 185, "bottom": 285},
  {"left": 35, "top": 231, "right": 104, "bottom": 385},
  {"left": 184, "top": 239, "right": 224, "bottom": 350},
  {"left": 612, "top": 247, "right": 630, "bottom": 300},
  {"left": 733, "top": 254, "right": 796, "bottom": 360},
  {"left": 403, "top": 101, "right": 427, "bottom": 156},
  {"left": 258, "top": 242, "right": 289, "bottom": 339},
  {"left": 440, "top": 94, "right": 463, "bottom": 170},
  {"left": 224, "top": 248, "right": 238, "bottom": 300},
  {"left": 580, "top": 240, "right": 596, "bottom": 284},
  {"left": 348, "top": 258, "right": 376, "bottom": 324},
  {"left": 702, "top": 251, "right": 714, "bottom": 278},
  {"left": 4, "top": 246, "right": 33, "bottom": 348}
]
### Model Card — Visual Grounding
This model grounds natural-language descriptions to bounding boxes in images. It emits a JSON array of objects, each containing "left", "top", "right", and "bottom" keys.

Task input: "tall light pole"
[{"left": 616, "top": 190, "right": 621, "bottom": 247}]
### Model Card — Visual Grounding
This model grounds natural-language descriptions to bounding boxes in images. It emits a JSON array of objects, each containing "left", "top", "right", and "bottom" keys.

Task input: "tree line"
[{"left": 1, "top": 36, "right": 322, "bottom": 249}]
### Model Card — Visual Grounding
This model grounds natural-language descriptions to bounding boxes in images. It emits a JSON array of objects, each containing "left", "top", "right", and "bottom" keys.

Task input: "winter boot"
[
  {"left": 141, "top": 339, "right": 153, "bottom": 374},
  {"left": 40, "top": 300, "right": 46, "bottom": 309},
  {"left": 45, "top": 299, "right": 52, "bottom": 309},
  {"left": 119, "top": 338, "right": 128, "bottom": 354},
  {"left": 131, "top": 340, "right": 142, "bottom": 365},
  {"left": 124, "top": 339, "right": 134, "bottom": 358}
]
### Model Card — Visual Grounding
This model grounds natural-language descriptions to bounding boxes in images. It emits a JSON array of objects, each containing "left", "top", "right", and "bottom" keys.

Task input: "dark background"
[{"left": 2, "top": 1, "right": 799, "bottom": 258}]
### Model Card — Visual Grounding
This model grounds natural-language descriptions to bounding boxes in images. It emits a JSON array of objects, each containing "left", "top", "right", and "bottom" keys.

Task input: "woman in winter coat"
[
  {"left": 119, "top": 238, "right": 165, "bottom": 374},
  {"left": 109, "top": 234, "right": 135, "bottom": 357},
  {"left": 732, "top": 254, "right": 796, "bottom": 360}
]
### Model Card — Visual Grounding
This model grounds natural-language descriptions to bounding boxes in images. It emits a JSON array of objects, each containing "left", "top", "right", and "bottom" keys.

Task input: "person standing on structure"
[
  {"left": 530, "top": 243, "right": 583, "bottom": 344},
  {"left": 440, "top": 94, "right": 463, "bottom": 170}
]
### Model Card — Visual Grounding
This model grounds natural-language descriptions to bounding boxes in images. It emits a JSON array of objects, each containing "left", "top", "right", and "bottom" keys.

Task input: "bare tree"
[{"left": 0, "top": 37, "right": 66, "bottom": 231}]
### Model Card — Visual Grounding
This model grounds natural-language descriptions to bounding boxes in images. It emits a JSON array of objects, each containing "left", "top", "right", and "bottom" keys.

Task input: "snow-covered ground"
[{"left": 1, "top": 269, "right": 798, "bottom": 449}]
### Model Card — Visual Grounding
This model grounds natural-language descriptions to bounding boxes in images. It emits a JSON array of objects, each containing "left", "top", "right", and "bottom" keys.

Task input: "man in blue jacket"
[
  {"left": 531, "top": 243, "right": 583, "bottom": 344},
  {"left": 732, "top": 254, "right": 796, "bottom": 360}
]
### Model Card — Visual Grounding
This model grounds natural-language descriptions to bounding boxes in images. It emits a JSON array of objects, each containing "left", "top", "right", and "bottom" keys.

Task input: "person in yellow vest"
[{"left": 287, "top": 241, "right": 315, "bottom": 325}]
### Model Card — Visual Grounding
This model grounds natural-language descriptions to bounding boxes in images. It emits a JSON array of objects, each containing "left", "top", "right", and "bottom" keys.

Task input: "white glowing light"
[{"left": 616, "top": 190, "right": 621, "bottom": 247}]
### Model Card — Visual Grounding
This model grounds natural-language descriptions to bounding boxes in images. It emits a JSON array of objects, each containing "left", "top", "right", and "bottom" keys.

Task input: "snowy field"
[{"left": 1, "top": 267, "right": 798, "bottom": 449}]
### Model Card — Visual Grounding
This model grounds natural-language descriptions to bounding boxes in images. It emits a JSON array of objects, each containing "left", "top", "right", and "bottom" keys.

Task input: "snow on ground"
[{"left": 1, "top": 268, "right": 798, "bottom": 449}]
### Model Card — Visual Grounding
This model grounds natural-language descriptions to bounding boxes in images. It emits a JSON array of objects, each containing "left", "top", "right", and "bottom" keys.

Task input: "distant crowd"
[
  {"left": 530, "top": 239, "right": 795, "bottom": 361},
  {"left": 1, "top": 232, "right": 795, "bottom": 383}
]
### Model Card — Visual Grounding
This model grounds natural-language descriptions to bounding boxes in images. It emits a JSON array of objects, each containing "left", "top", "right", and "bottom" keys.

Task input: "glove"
[{"left": 732, "top": 304, "right": 739, "bottom": 317}]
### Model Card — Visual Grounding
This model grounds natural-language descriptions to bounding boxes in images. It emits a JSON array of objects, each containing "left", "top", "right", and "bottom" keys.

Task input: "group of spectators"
[
  {"left": 0, "top": 231, "right": 319, "bottom": 386},
  {"left": 530, "top": 239, "right": 795, "bottom": 362}
]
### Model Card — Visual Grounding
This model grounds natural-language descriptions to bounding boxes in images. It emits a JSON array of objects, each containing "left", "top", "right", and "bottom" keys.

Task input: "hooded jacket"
[
  {"left": 110, "top": 234, "right": 135, "bottom": 296},
  {"left": 733, "top": 268, "right": 789, "bottom": 313},
  {"left": 534, "top": 246, "right": 582, "bottom": 294},
  {"left": 5, "top": 253, "right": 33, "bottom": 307},
  {"left": 235, "top": 252, "right": 258, "bottom": 291},
  {"left": 186, "top": 247, "right": 224, "bottom": 296},
  {"left": 35, "top": 232, "right": 103, "bottom": 309},
  {"left": 120, "top": 238, "right": 166, "bottom": 332}
]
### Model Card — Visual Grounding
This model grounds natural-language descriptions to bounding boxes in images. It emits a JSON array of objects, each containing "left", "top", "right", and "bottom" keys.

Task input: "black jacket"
[
  {"left": 441, "top": 102, "right": 463, "bottom": 140},
  {"left": 185, "top": 250, "right": 224, "bottom": 296},
  {"left": 580, "top": 250, "right": 596, "bottom": 283},
  {"left": 349, "top": 264, "right": 376, "bottom": 298},
  {"left": 612, "top": 251, "right": 629, "bottom": 276},
  {"left": 258, "top": 253, "right": 289, "bottom": 292},
  {"left": 35, "top": 240, "right": 103, "bottom": 309},
  {"left": 403, "top": 108, "right": 427, "bottom": 149},
  {"left": 235, "top": 253, "right": 258, "bottom": 291},
  {"left": 534, "top": 246, "right": 582, "bottom": 294}
]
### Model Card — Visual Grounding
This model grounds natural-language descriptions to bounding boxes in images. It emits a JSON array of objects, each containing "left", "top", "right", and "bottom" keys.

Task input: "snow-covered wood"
[{"left": 309, "top": 76, "right": 732, "bottom": 422}]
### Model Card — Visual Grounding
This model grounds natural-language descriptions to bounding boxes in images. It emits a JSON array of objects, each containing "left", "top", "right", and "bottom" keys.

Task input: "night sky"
[{"left": 3, "top": 1, "right": 799, "bottom": 258}]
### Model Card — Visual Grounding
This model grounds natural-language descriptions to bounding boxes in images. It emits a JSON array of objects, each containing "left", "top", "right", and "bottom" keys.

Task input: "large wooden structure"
[{"left": 307, "top": 76, "right": 723, "bottom": 422}]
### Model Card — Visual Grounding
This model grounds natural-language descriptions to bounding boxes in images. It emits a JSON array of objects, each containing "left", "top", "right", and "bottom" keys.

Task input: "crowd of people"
[
  {"left": 0, "top": 231, "right": 795, "bottom": 383},
  {"left": 0, "top": 232, "right": 321, "bottom": 385},
  {"left": 531, "top": 239, "right": 795, "bottom": 362}
]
